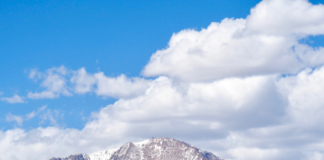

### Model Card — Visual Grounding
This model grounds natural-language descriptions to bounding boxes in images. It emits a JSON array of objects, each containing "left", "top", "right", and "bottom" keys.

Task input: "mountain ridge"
[{"left": 50, "top": 137, "right": 225, "bottom": 160}]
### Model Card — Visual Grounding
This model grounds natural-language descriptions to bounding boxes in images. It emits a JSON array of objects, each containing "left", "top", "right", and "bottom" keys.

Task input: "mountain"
[{"left": 50, "top": 137, "right": 225, "bottom": 160}]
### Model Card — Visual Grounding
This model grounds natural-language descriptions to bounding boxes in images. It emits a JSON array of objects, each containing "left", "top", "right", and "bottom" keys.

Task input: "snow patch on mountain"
[{"left": 88, "top": 148, "right": 119, "bottom": 160}]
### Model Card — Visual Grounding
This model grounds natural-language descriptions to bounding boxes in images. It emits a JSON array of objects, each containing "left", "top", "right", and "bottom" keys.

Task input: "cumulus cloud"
[
  {"left": 28, "top": 67, "right": 150, "bottom": 99},
  {"left": 94, "top": 73, "right": 150, "bottom": 99},
  {"left": 27, "top": 66, "right": 71, "bottom": 99},
  {"left": 70, "top": 68, "right": 96, "bottom": 94},
  {"left": 142, "top": 0, "right": 324, "bottom": 82},
  {"left": 1, "top": 94, "right": 25, "bottom": 103},
  {"left": 247, "top": 0, "right": 324, "bottom": 35},
  {"left": 277, "top": 67, "right": 324, "bottom": 127},
  {"left": 70, "top": 68, "right": 150, "bottom": 99},
  {"left": 2, "top": 0, "right": 324, "bottom": 160},
  {"left": 3, "top": 75, "right": 282, "bottom": 159}
]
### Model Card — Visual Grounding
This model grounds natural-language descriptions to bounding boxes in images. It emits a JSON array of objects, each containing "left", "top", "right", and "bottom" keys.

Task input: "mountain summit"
[{"left": 50, "top": 137, "right": 225, "bottom": 160}]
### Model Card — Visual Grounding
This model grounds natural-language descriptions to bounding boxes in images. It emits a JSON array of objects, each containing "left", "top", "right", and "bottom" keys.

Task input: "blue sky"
[
  {"left": 0, "top": 0, "right": 263, "bottom": 130},
  {"left": 2, "top": 0, "right": 324, "bottom": 160}
]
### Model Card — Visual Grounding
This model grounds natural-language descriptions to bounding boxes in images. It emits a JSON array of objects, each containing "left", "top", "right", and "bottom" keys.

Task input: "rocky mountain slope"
[{"left": 50, "top": 137, "right": 225, "bottom": 160}]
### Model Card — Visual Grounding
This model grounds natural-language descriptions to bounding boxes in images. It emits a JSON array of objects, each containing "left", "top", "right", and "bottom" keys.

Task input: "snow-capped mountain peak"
[{"left": 50, "top": 137, "right": 225, "bottom": 160}]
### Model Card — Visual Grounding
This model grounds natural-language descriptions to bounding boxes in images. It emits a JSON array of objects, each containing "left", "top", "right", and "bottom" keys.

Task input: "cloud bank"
[
  {"left": 142, "top": 0, "right": 324, "bottom": 82},
  {"left": 2, "top": 0, "right": 324, "bottom": 160}
]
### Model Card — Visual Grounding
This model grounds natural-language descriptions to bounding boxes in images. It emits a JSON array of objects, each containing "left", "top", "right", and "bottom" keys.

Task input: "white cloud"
[
  {"left": 27, "top": 91, "right": 58, "bottom": 99},
  {"left": 305, "top": 152, "right": 324, "bottom": 160},
  {"left": 26, "top": 105, "right": 47, "bottom": 120},
  {"left": 28, "top": 68, "right": 43, "bottom": 80},
  {"left": 1, "top": 94, "right": 25, "bottom": 103},
  {"left": 5, "top": 105, "right": 62, "bottom": 129},
  {"left": 2, "top": 67, "right": 324, "bottom": 159},
  {"left": 247, "top": 0, "right": 324, "bottom": 35},
  {"left": 28, "top": 67, "right": 150, "bottom": 99},
  {"left": 0, "top": 92, "right": 3, "bottom": 96},
  {"left": 228, "top": 147, "right": 281, "bottom": 160},
  {"left": 0, "top": 74, "right": 279, "bottom": 159},
  {"left": 277, "top": 66, "right": 324, "bottom": 127},
  {"left": 39, "top": 109, "right": 62, "bottom": 127},
  {"left": 70, "top": 68, "right": 151, "bottom": 99},
  {"left": 142, "top": 0, "right": 324, "bottom": 82},
  {"left": 6, "top": 113, "right": 23, "bottom": 126},
  {"left": 94, "top": 73, "right": 150, "bottom": 99},
  {"left": 70, "top": 68, "right": 96, "bottom": 94},
  {"left": 27, "top": 66, "right": 71, "bottom": 99}
]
